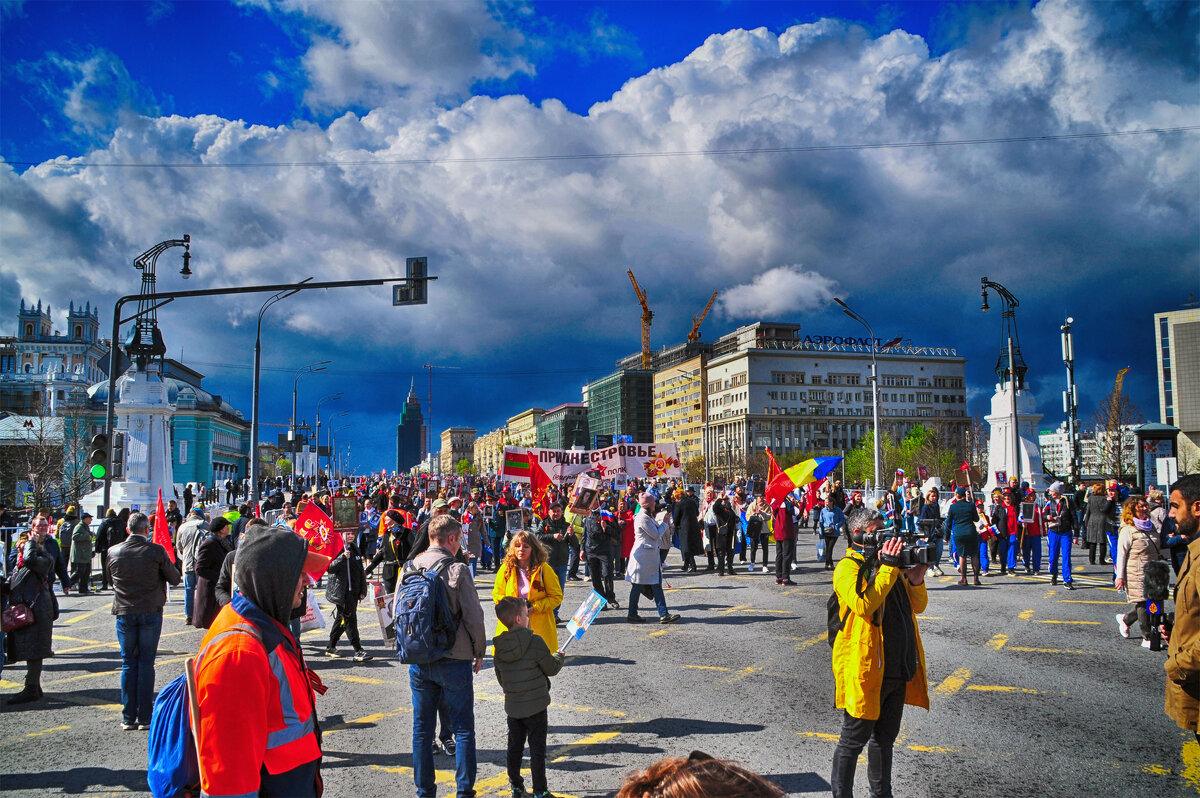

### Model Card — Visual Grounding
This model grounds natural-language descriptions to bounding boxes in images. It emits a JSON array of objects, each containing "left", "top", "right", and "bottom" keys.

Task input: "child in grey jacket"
[{"left": 493, "top": 596, "right": 566, "bottom": 798}]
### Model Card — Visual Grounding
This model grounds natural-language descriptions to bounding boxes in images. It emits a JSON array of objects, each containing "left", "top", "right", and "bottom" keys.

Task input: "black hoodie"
[{"left": 233, "top": 529, "right": 309, "bottom": 626}]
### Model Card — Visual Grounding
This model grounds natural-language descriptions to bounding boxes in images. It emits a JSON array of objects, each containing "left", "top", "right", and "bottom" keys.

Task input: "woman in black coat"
[
  {"left": 1082, "top": 484, "right": 1117, "bottom": 565},
  {"left": 5, "top": 520, "right": 57, "bottom": 705},
  {"left": 192, "top": 517, "right": 233, "bottom": 629},
  {"left": 672, "top": 489, "right": 701, "bottom": 572},
  {"left": 712, "top": 494, "right": 737, "bottom": 576}
]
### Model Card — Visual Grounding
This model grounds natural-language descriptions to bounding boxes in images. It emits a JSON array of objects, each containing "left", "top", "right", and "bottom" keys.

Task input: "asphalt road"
[{"left": 1, "top": 544, "right": 1196, "bottom": 798}]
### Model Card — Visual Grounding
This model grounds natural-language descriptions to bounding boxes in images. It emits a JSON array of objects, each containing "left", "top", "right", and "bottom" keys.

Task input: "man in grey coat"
[{"left": 70, "top": 510, "right": 95, "bottom": 595}]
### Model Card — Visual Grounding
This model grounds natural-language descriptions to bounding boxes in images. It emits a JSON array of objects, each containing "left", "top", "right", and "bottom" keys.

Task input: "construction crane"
[
  {"left": 688, "top": 290, "right": 719, "bottom": 343},
  {"left": 1115, "top": 366, "right": 1130, "bottom": 396},
  {"left": 628, "top": 269, "right": 653, "bottom": 370}
]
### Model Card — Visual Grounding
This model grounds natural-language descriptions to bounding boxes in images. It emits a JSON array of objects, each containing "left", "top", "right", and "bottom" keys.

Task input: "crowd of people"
[{"left": 2, "top": 469, "right": 1199, "bottom": 797}]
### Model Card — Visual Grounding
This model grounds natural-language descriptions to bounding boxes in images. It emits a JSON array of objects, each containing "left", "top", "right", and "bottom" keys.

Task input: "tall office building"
[
  {"left": 396, "top": 380, "right": 426, "bottom": 473},
  {"left": 1156, "top": 307, "right": 1200, "bottom": 463}
]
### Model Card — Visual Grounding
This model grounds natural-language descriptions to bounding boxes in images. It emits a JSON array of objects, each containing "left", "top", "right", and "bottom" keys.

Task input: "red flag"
[
  {"left": 765, "top": 447, "right": 782, "bottom": 487},
  {"left": 804, "top": 479, "right": 826, "bottom": 513},
  {"left": 529, "top": 457, "right": 554, "bottom": 518},
  {"left": 295, "top": 501, "right": 343, "bottom": 579},
  {"left": 960, "top": 460, "right": 971, "bottom": 472},
  {"left": 153, "top": 488, "right": 176, "bottom": 563}
]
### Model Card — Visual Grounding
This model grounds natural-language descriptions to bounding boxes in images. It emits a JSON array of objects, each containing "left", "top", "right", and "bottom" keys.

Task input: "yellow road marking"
[
  {"left": 987, "top": 634, "right": 1008, "bottom": 650},
  {"left": 38, "top": 654, "right": 189, "bottom": 687},
  {"left": 1044, "top": 590, "right": 1058, "bottom": 598},
  {"left": 1035, "top": 619, "right": 1101, "bottom": 625},
  {"left": 920, "top": 616, "right": 944, "bottom": 620},
  {"left": 324, "top": 706, "right": 410, "bottom": 734},
  {"left": 934, "top": 668, "right": 971, "bottom": 696},
  {"left": 1061, "top": 600, "right": 1127, "bottom": 605},
  {"left": 64, "top": 610, "right": 97, "bottom": 625},
  {"left": 1008, "top": 646, "right": 1086, "bottom": 654},
  {"left": 1143, "top": 764, "right": 1172, "bottom": 776},
  {"left": 335, "top": 674, "right": 386, "bottom": 685},
  {"left": 0, "top": 679, "right": 22, "bottom": 689},
  {"left": 719, "top": 603, "right": 753, "bottom": 615},
  {"left": 939, "top": 576, "right": 956, "bottom": 583},
  {"left": 1018, "top": 609, "right": 1035, "bottom": 620},
  {"left": 724, "top": 665, "right": 764, "bottom": 684},
  {"left": 795, "top": 631, "right": 829, "bottom": 651},
  {"left": 796, "top": 731, "right": 841, "bottom": 741},
  {"left": 28, "top": 725, "right": 70, "bottom": 738},
  {"left": 1183, "top": 737, "right": 1200, "bottom": 791},
  {"left": 54, "top": 634, "right": 104, "bottom": 644},
  {"left": 782, "top": 589, "right": 828, "bottom": 597},
  {"left": 967, "top": 685, "right": 1043, "bottom": 694},
  {"left": 684, "top": 664, "right": 731, "bottom": 671},
  {"left": 907, "top": 744, "right": 959, "bottom": 753}
]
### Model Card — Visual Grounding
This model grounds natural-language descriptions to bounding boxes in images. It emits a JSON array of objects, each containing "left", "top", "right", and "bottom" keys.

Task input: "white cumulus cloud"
[{"left": 719, "top": 265, "right": 839, "bottom": 319}]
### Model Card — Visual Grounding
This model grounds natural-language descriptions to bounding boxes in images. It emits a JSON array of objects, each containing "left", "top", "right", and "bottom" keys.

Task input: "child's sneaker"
[
  {"left": 510, "top": 786, "right": 527, "bottom": 797},
  {"left": 532, "top": 791, "right": 559, "bottom": 798}
]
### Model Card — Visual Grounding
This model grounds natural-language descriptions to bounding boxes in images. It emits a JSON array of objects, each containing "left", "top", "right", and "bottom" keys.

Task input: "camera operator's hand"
[
  {"left": 904, "top": 563, "right": 928, "bottom": 586},
  {"left": 878, "top": 536, "right": 904, "bottom": 568}
]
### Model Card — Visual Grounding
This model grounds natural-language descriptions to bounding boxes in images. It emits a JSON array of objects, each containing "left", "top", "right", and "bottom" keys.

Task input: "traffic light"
[
  {"left": 111, "top": 432, "right": 126, "bottom": 480},
  {"left": 392, "top": 256, "right": 428, "bottom": 306},
  {"left": 88, "top": 433, "right": 109, "bottom": 479}
]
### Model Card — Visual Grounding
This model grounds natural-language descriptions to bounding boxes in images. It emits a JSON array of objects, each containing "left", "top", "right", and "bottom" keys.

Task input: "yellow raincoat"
[{"left": 831, "top": 550, "right": 930, "bottom": 720}]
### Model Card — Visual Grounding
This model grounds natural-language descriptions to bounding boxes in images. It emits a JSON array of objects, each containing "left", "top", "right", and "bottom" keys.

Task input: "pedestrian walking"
[
  {"left": 175, "top": 507, "right": 208, "bottom": 625},
  {"left": 193, "top": 517, "right": 234, "bottom": 628},
  {"left": 774, "top": 495, "right": 797, "bottom": 586},
  {"left": 107, "top": 511, "right": 181, "bottom": 730},
  {"left": 625, "top": 492, "right": 680, "bottom": 624},
  {"left": 4, "top": 514, "right": 57, "bottom": 705},
  {"left": 1044, "top": 482, "right": 1076, "bottom": 590},
  {"left": 70, "top": 510, "right": 94, "bottom": 595},
  {"left": 325, "top": 527, "right": 372, "bottom": 662}
]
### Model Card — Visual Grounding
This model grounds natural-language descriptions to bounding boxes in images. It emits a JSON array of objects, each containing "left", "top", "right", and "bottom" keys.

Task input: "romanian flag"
[
  {"left": 764, "top": 456, "right": 842, "bottom": 509},
  {"left": 765, "top": 447, "right": 782, "bottom": 488},
  {"left": 501, "top": 447, "right": 532, "bottom": 483}
]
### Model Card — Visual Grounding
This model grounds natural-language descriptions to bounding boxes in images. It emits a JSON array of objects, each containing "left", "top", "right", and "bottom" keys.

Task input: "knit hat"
[{"left": 1048, "top": 481, "right": 1066, "bottom": 496}]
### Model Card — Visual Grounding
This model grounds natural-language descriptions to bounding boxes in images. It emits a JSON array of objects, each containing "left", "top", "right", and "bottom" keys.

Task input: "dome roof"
[{"left": 87, "top": 373, "right": 244, "bottom": 420}]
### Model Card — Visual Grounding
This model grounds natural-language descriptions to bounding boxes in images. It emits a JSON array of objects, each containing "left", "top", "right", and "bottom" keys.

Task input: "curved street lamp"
[
  {"left": 833, "top": 297, "right": 881, "bottom": 494},
  {"left": 250, "top": 279, "right": 313, "bottom": 506},
  {"left": 290, "top": 361, "right": 330, "bottom": 474}
]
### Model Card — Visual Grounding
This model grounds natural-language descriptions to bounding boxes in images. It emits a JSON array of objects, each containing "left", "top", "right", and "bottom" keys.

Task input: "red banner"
[{"left": 295, "top": 502, "right": 343, "bottom": 579}]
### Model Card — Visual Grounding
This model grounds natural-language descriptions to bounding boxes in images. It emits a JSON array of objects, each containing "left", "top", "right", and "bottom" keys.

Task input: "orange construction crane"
[
  {"left": 688, "top": 290, "right": 719, "bottom": 343},
  {"left": 627, "top": 269, "right": 653, "bottom": 370}
]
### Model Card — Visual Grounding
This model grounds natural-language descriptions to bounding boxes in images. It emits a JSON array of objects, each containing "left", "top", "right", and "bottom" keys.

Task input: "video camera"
[{"left": 852, "top": 524, "right": 935, "bottom": 568}]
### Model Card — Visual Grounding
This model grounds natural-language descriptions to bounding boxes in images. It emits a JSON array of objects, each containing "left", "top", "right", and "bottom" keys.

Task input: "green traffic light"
[{"left": 90, "top": 463, "right": 107, "bottom": 479}]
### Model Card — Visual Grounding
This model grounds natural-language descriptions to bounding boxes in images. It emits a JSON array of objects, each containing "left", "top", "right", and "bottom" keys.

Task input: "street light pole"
[
  {"left": 1061, "top": 318, "right": 1081, "bottom": 486},
  {"left": 834, "top": 298, "right": 881, "bottom": 494},
  {"left": 315, "top": 393, "right": 343, "bottom": 484},
  {"left": 291, "top": 361, "right": 330, "bottom": 478},
  {"left": 251, "top": 280, "right": 312, "bottom": 508}
]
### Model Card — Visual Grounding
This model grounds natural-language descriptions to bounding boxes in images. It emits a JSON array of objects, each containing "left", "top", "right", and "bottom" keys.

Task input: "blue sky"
[{"left": 1, "top": 0, "right": 1197, "bottom": 473}]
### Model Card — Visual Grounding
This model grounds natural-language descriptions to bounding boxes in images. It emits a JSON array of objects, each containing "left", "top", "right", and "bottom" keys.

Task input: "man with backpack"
[
  {"left": 402, "top": 515, "right": 487, "bottom": 798},
  {"left": 829, "top": 507, "right": 930, "bottom": 798}
]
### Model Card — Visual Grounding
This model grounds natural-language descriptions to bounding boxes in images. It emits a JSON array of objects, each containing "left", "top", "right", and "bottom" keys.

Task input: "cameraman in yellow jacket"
[{"left": 831, "top": 507, "right": 930, "bottom": 798}]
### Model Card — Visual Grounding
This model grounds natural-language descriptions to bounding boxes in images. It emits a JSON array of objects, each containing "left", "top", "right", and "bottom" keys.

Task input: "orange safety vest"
[{"left": 195, "top": 601, "right": 322, "bottom": 796}]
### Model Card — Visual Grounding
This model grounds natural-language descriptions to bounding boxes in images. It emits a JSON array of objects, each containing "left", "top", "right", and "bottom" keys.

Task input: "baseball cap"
[{"left": 433, "top": 498, "right": 450, "bottom": 510}]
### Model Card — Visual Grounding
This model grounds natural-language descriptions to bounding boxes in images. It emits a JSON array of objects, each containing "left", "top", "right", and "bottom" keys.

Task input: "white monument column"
[
  {"left": 83, "top": 366, "right": 176, "bottom": 515},
  {"left": 982, "top": 380, "right": 1046, "bottom": 497}
]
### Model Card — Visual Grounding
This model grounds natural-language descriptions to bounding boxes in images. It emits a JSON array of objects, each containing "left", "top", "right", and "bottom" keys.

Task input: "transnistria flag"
[
  {"left": 501, "top": 447, "right": 532, "bottom": 483},
  {"left": 295, "top": 501, "right": 342, "bottom": 579},
  {"left": 153, "top": 488, "right": 176, "bottom": 563},
  {"left": 765, "top": 456, "right": 842, "bottom": 509}
]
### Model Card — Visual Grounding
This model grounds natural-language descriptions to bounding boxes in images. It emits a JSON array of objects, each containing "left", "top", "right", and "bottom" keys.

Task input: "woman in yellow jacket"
[
  {"left": 830, "top": 515, "right": 930, "bottom": 798},
  {"left": 492, "top": 529, "right": 563, "bottom": 653}
]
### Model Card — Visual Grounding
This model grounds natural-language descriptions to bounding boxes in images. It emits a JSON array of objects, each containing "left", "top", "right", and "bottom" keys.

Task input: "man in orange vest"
[{"left": 194, "top": 523, "right": 331, "bottom": 796}]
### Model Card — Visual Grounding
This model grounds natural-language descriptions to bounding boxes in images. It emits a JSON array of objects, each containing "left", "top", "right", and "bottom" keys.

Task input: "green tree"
[
  {"left": 276, "top": 458, "right": 293, "bottom": 476},
  {"left": 455, "top": 458, "right": 474, "bottom": 475}
]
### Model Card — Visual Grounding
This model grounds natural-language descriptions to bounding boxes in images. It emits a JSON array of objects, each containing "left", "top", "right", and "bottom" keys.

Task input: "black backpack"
[
  {"left": 827, "top": 558, "right": 874, "bottom": 649},
  {"left": 393, "top": 556, "right": 460, "bottom": 664}
]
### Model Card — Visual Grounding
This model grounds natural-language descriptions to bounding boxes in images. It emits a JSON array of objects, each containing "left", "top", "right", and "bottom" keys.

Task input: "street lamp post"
[
  {"left": 315, "top": 393, "right": 343, "bottom": 484},
  {"left": 1061, "top": 317, "right": 1081, "bottom": 486},
  {"left": 251, "top": 280, "right": 312, "bottom": 508},
  {"left": 291, "top": 362, "right": 330, "bottom": 476},
  {"left": 834, "top": 298, "right": 881, "bottom": 494}
]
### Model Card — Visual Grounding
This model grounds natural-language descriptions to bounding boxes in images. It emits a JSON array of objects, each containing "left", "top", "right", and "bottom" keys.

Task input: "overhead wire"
[{"left": 4, "top": 126, "right": 1195, "bottom": 169}]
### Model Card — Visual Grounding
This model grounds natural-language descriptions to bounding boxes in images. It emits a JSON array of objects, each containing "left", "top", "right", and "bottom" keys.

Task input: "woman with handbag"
[{"left": 4, "top": 515, "right": 56, "bottom": 705}]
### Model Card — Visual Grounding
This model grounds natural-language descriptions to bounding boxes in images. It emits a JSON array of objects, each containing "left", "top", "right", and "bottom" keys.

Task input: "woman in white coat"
[{"left": 625, "top": 492, "right": 681, "bottom": 625}]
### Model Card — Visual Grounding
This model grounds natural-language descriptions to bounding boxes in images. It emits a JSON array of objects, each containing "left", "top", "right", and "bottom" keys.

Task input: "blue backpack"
[
  {"left": 394, "top": 556, "right": 460, "bottom": 664},
  {"left": 147, "top": 624, "right": 262, "bottom": 797},
  {"left": 146, "top": 672, "right": 200, "bottom": 797}
]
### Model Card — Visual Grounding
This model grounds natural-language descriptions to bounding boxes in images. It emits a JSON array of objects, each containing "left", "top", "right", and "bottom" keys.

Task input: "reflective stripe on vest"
[{"left": 265, "top": 648, "right": 316, "bottom": 749}]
